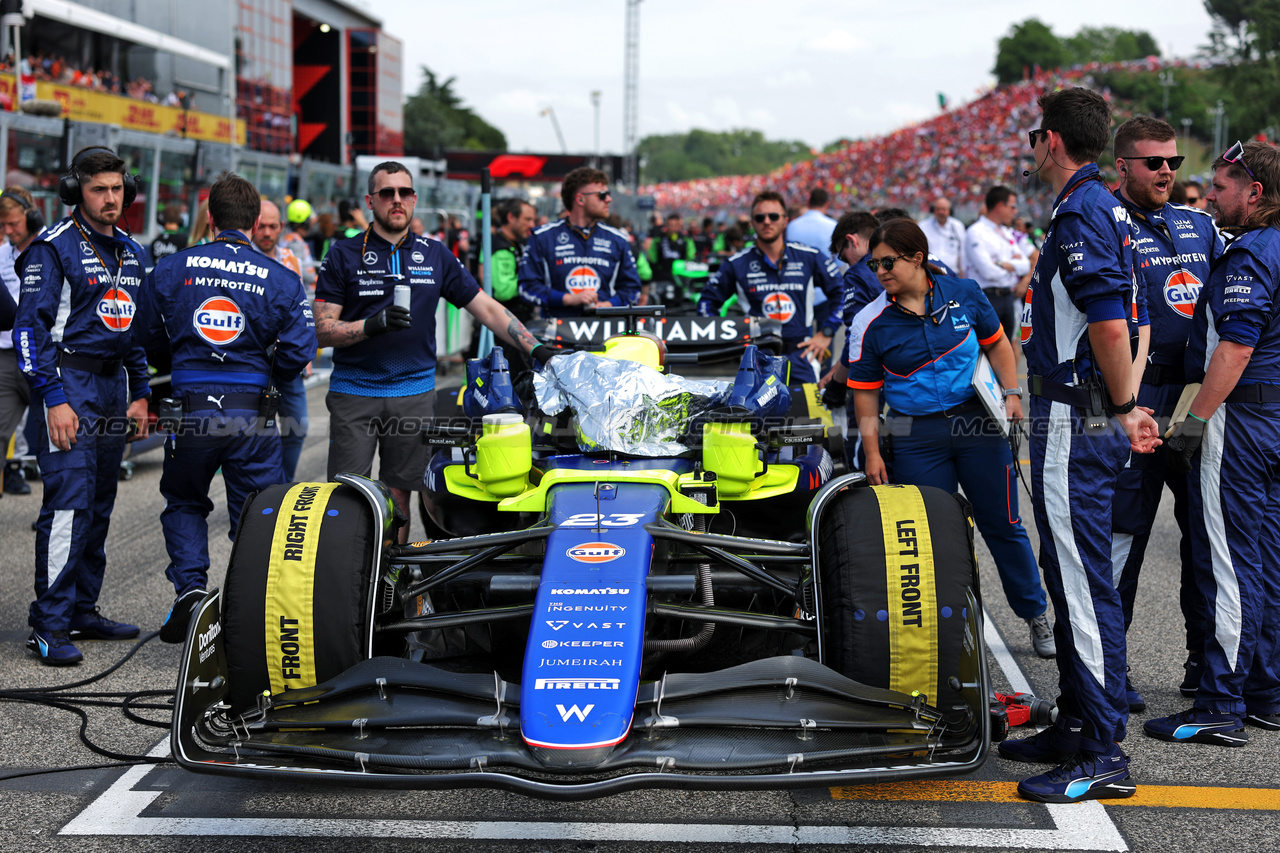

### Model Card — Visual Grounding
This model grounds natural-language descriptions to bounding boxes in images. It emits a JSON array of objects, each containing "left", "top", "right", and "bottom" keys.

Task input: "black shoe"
[
  {"left": 4, "top": 462, "right": 30, "bottom": 495},
  {"left": 69, "top": 607, "right": 141, "bottom": 640},
  {"left": 998, "top": 725, "right": 1078, "bottom": 764},
  {"left": 1180, "top": 652, "right": 1204, "bottom": 698},
  {"left": 159, "top": 588, "right": 205, "bottom": 644},
  {"left": 1245, "top": 711, "right": 1280, "bottom": 730}
]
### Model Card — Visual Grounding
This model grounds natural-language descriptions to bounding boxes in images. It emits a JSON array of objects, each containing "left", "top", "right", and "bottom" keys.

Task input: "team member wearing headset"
[
  {"left": 14, "top": 147, "right": 150, "bottom": 665},
  {"left": 0, "top": 186, "right": 43, "bottom": 495}
]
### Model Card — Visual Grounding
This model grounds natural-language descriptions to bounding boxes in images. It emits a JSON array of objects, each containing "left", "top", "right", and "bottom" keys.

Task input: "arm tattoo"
[
  {"left": 314, "top": 302, "right": 367, "bottom": 347},
  {"left": 503, "top": 307, "right": 539, "bottom": 353}
]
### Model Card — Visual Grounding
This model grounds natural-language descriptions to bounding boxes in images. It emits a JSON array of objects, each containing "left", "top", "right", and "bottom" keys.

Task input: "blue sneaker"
[
  {"left": 1143, "top": 709, "right": 1248, "bottom": 746},
  {"left": 26, "top": 629, "right": 84, "bottom": 666},
  {"left": 1017, "top": 744, "right": 1135, "bottom": 803},
  {"left": 997, "top": 723, "right": 1079, "bottom": 764},
  {"left": 69, "top": 607, "right": 140, "bottom": 641},
  {"left": 159, "top": 588, "right": 205, "bottom": 644}
]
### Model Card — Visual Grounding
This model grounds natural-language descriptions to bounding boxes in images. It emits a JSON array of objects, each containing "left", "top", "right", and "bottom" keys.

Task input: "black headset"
[
  {"left": 57, "top": 146, "right": 138, "bottom": 208},
  {"left": 6, "top": 190, "right": 44, "bottom": 233}
]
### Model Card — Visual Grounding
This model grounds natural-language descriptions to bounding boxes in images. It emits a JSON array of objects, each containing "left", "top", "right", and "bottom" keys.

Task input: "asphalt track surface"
[{"left": 0, "top": 377, "right": 1277, "bottom": 852}]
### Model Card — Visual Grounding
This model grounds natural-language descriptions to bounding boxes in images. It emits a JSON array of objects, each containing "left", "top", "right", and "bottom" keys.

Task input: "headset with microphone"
[{"left": 57, "top": 146, "right": 139, "bottom": 208}]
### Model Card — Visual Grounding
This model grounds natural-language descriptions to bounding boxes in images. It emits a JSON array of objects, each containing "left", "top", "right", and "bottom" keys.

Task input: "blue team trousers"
[
  {"left": 160, "top": 407, "right": 285, "bottom": 595},
  {"left": 1111, "top": 380, "right": 1205, "bottom": 651},
  {"left": 889, "top": 408, "right": 1046, "bottom": 619},
  {"left": 29, "top": 370, "right": 131, "bottom": 631},
  {"left": 1186, "top": 400, "right": 1280, "bottom": 717},
  {"left": 1028, "top": 396, "right": 1131, "bottom": 743},
  {"left": 277, "top": 374, "right": 309, "bottom": 481}
]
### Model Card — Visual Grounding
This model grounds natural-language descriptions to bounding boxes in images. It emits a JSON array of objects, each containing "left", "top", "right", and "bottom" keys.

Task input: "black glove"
[
  {"left": 1166, "top": 414, "right": 1207, "bottom": 474},
  {"left": 364, "top": 305, "right": 412, "bottom": 336},
  {"left": 530, "top": 343, "right": 566, "bottom": 365},
  {"left": 821, "top": 381, "right": 847, "bottom": 410}
]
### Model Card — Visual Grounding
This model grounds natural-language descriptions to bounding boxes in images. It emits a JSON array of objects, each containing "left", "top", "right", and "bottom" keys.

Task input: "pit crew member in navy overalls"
[
  {"left": 997, "top": 88, "right": 1161, "bottom": 804},
  {"left": 1146, "top": 139, "right": 1280, "bottom": 744},
  {"left": 1108, "top": 116, "right": 1222, "bottom": 712},
  {"left": 696, "top": 191, "right": 842, "bottom": 384},
  {"left": 845, "top": 219, "right": 1053, "bottom": 656},
  {"left": 137, "top": 173, "right": 317, "bottom": 644},
  {"left": 518, "top": 166, "right": 642, "bottom": 314},
  {"left": 14, "top": 147, "right": 151, "bottom": 665},
  {"left": 315, "top": 161, "right": 550, "bottom": 543}
]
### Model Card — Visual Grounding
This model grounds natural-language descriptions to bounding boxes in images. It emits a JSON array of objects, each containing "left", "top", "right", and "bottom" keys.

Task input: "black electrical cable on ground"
[{"left": 0, "top": 630, "right": 177, "bottom": 781}]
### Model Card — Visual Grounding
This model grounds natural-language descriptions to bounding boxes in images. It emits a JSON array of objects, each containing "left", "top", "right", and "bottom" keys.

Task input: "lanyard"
[
  {"left": 72, "top": 216, "right": 131, "bottom": 293},
  {"left": 359, "top": 227, "right": 409, "bottom": 280}
]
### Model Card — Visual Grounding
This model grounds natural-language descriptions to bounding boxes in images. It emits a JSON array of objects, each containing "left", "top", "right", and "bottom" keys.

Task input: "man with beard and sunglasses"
[
  {"left": 997, "top": 87, "right": 1161, "bottom": 804},
  {"left": 1148, "top": 139, "right": 1280, "bottom": 745},
  {"left": 14, "top": 147, "right": 151, "bottom": 665},
  {"left": 518, "top": 167, "right": 642, "bottom": 313},
  {"left": 696, "top": 191, "right": 841, "bottom": 384},
  {"left": 315, "top": 161, "right": 551, "bottom": 542},
  {"left": 1107, "top": 116, "right": 1222, "bottom": 713}
]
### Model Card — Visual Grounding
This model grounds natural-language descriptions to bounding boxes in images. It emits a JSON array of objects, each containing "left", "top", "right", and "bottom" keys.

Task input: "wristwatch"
[
  {"left": 1002, "top": 388, "right": 1021, "bottom": 397},
  {"left": 1106, "top": 395, "right": 1137, "bottom": 415},
  {"left": 818, "top": 325, "right": 836, "bottom": 338}
]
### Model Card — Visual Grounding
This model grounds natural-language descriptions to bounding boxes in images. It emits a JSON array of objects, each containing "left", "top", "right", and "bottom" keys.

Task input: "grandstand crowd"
[{"left": 643, "top": 58, "right": 1216, "bottom": 223}]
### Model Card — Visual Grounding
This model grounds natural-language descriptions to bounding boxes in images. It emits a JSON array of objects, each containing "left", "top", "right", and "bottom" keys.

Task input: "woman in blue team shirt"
[{"left": 847, "top": 218, "right": 1053, "bottom": 656}]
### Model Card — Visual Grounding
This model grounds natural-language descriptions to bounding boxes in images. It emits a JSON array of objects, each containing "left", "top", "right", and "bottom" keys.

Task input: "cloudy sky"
[{"left": 362, "top": 0, "right": 1218, "bottom": 155}]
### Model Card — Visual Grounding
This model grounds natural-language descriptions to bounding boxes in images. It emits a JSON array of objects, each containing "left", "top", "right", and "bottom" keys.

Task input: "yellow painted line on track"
[{"left": 830, "top": 781, "right": 1280, "bottom": 810}]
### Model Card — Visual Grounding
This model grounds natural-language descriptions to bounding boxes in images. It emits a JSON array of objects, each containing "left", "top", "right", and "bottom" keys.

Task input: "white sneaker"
[{"left": 1027, "top": 613, "right": 1056, "bottom": 658}]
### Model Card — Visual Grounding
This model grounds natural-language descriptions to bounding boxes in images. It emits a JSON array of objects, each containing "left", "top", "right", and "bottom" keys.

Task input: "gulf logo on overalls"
[
  {"left": 1019, "top": 285, "right": 1033, "bottom": 344},
  {"left": 194, "top": 296, "right": 245, "bottom": 345},
  {"left": 566, "top": 542, "right": 625, "bottom": 564},
  {"left": 762, "top": 292, "right": 796, "bottom": 323},
  {"left": 566, "top": 265, "right": 601, "bottom": 294},
  {"left": 1163, "top": 269, "right": 1201, "bottom": 318},
  {"left": 96, "top": 289, "right": 135, "bottom": 332}
]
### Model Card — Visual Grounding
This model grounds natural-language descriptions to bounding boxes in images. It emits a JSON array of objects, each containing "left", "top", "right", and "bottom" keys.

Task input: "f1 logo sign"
[{"left": 556, "top": 703, "right": 594, "bottom": 722}]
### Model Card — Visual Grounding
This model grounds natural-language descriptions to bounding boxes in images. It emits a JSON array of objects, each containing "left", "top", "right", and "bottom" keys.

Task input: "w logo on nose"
[{"left": 556, "top": 704, "right": 593, "bottom": 722}]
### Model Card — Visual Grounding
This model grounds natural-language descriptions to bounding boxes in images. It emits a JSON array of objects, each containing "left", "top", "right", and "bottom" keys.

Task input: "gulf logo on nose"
[
  {"left": 566, "top": 265, "right": 601, "bottom": 294},
  {"left": 1163, "top": 270, "right": 1202, "bottom": 318},
  {"left": 566, "top": 542, "right": 625, "bottom": 564},
  {"left": 96, "top": 289, "right": 135, "bottom": 331},
  {"left": 194, "top": 296, "right": 245, "bottom": 344},
  {"left": 762, "top": 292, "right": 796, "bottom": 323}
]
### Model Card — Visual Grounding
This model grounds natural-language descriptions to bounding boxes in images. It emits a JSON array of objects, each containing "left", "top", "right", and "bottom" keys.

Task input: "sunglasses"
[
  {"left": 866, "top": 254, "right": 910, "bottom": 273},
  {"left": 1185, "top": 194, "right": 1201, "bottom": 203},
  {"left": 375, "top": 187, "right": 417, "bottom": 201},
  {"left": 1120, "top": 155, "right": 1185, "bottom": 171},
  {"left": 583, "top": 189, "right": 612, "bottom": 200},
  {"left": 1221, "top": 140, "right": 1255, "bottom": 179},
  {"left": 753, "top": 212, "right": 782, "bottom": 223},
  {"left": 1028, "top": 128, "right": 1049, "bottom": 149}
]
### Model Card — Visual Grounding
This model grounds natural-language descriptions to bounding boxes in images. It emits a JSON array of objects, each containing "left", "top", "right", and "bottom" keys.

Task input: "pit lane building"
[{"left": 0, "top": 0, "right": 403, "bottom": 245}]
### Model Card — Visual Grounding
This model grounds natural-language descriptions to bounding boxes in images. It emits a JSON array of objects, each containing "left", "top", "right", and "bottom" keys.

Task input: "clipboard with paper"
[{"left": 971, "top": 352, "right": 1010, "bottom": 436}]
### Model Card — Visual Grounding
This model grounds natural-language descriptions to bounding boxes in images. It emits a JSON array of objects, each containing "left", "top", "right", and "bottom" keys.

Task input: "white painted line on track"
[
  {"left": 60, "top": 623, "right": 1128, "bottom": 850},
  {"left": 984, "top": 613, "right": 1035, "bottom": 695}
]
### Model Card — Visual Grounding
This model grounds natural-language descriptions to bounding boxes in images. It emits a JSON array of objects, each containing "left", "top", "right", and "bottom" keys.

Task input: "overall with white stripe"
[
  {"left": 13, "top": 210, "right": 149, "bottom": 632},
  {"left": 1021, "top": 164, "right": 1146, "bottom": 747},
  {"left": 1110, "top": 196, "right": 1221, "bottom": 644},
  {"left": 1183, "top": 224, "right": 1280, "bottom": 719}
]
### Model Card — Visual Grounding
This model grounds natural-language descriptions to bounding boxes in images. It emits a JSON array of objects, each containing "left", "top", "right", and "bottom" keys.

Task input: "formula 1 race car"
[{"left": 171, "top": 307, "right": 990, "bottom": 798}]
